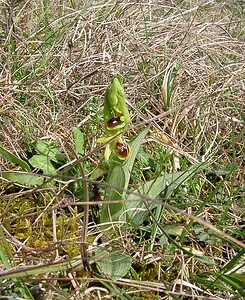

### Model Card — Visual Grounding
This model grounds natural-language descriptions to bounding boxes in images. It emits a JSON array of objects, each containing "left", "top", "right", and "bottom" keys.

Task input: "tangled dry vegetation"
[{"left": 0, "top": 0, "right": 244, "bottom": 299}]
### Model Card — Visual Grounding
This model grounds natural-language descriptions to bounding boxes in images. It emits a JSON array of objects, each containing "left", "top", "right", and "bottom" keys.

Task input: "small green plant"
[
  {"left": 1, "top": 129, "right": 85, "bottom": 192},
  {"left": 161, "top": 63, "right": 179, "bottom": 109},
  {"left": 95, "top": 76, "right": 210, "bottom": 280}
]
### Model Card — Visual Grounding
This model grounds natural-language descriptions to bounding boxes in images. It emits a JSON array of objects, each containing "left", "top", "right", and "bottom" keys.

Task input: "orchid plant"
[{"left": 98, "top": 76, "right": 132, "bottom": 161}]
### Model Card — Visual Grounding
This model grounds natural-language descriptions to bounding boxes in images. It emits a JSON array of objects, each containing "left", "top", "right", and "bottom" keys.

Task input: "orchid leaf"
[
  {"left": 101, "top": 162, "right": 125, "bottom": 226},
  {"left": 2, "top": 171, "right": 44, "bottom": 186},
  {"left": 101, "top": 127, "right": 149, "bottom": 227},
  {"left": 94, "top": 249, "right": 132, "bottom": 280}
]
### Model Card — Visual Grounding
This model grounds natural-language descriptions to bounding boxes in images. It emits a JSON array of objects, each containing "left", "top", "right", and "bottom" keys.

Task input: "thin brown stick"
[{"left": 73, "top": 151, "right": 91, "bottom": 272}]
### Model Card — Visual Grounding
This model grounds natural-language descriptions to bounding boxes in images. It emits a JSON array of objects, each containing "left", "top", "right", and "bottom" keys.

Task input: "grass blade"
[{"left": 0, "top": 144, "right": 31, "bottom": 172}]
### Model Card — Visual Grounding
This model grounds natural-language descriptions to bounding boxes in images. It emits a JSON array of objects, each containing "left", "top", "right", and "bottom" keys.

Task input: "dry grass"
[{"left": 0, "top": 0, "right": 244, "bottom": 299}]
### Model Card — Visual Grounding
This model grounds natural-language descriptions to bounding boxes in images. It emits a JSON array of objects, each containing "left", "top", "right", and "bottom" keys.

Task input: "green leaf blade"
[
  {"left": 2, "top": 171, "right": 44, "bottom": 186},
  {"left": 95, "top": 249, "right": 132, "bottom": 280},
  {"left": 0, "top": 144, "right": 31, "bottom": 172},
  {"left": 34, "top": 140, "right": 65, "bottom": 163},
  {"left": 101, "top": 162, "right": 125, "bottom": 226},
  {"left": 29, "top": 155, "right": 57, "bottom": 175},
  {"left": 101, "top": 127, "right": 150, "bottom": 227},
  {"left": 73, "top": 127, "right": 85, "bottom": 155}
]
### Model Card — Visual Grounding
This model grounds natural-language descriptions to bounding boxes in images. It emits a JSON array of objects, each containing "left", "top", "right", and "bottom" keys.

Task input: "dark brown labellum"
[
  {"left": 115, "top": 142, "right": 129, "bottom": 157},
  {"left": 107, "top": 116, "right": 122, "bottom": 128}
]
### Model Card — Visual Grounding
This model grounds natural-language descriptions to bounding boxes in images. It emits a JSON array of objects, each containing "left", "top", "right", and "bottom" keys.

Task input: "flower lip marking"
[
  {"left": 115, "top": 141, "right": 129, "bottom": 158},
  {"left": 107, "top": 116, "right": 123, "bottom": 128}
]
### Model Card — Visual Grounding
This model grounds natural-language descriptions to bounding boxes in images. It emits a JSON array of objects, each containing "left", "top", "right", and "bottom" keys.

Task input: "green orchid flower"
[
  {"left": 98, "top": 76, "right": 131, "bottom": 161},
  {"left": 98, "top": 135, "right": 132, "bottom": 161}
]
